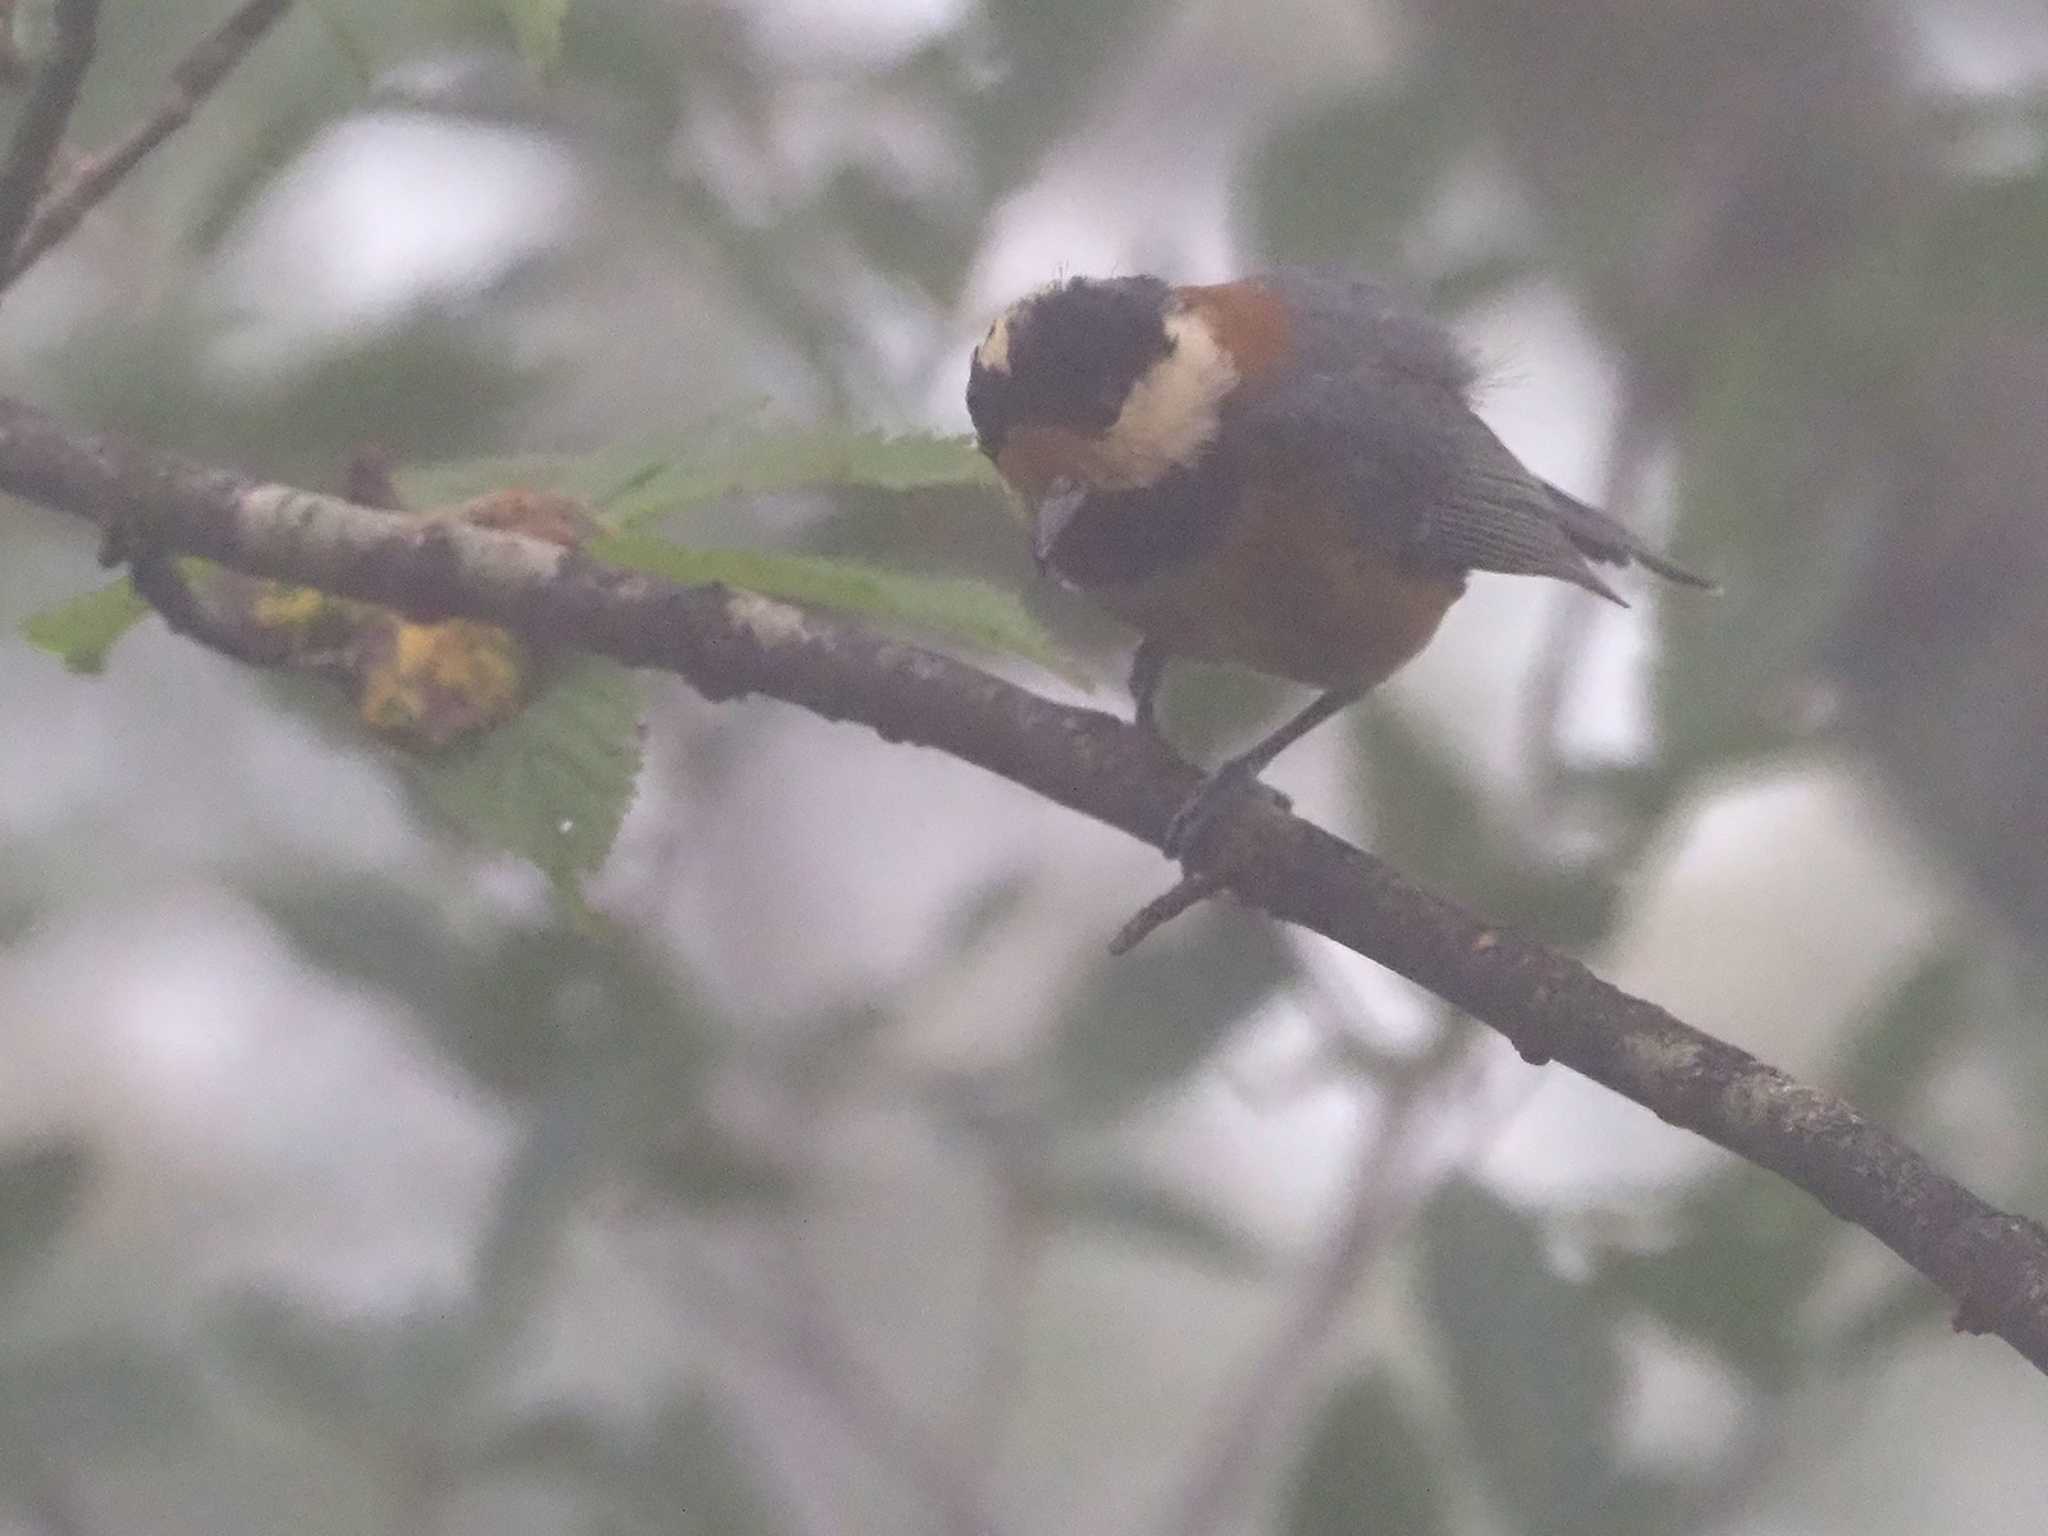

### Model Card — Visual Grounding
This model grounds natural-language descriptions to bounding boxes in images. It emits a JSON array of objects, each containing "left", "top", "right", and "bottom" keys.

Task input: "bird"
[{"left": 964, "top": 267, "right": 1713, "bottom": 856}]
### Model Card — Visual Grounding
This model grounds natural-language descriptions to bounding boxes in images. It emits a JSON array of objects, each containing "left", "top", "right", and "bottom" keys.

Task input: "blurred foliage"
[
  {"left": 0, "top": 0, "right": 2044, "bottom": 1533},
  {"left": 490, "top": 0, "right": 573, "bottom": 74},
  {"left": 1354, "top": 705, "right": 1622, "bottom": 946},
  {"left": 1596, "top": 947, "right": 1971, "bottom": 1389},
  {"left": 595, "top": 535, "right": 1080, "bottom": 682},
  {"left": 1424, "top": 1182, "right": 1664, "bottom": 1535},
  {"left": 19, "top": 428, "right": 1068, "bottom": 898},
  {"left": 1040, "top": 905, "right": 1296, "bottom": 1125},
  {"left": 0, "top": 1142, "right": 89, "bottom": 1303},
  {"left": 21, "top": 575, "right": 148, "bottom": 673},
  {"left": 399, "top": 429, "right": 999, "bottom": 516},
  {"left": 400, "top": 651, "right": 645, "bottom": 890},
  {"left": 1284, "top": 1371, "right": 1448, "bottom": 1536},
  {"left": 1247, "top": 74, "right": 1477, "bottom": 275}
]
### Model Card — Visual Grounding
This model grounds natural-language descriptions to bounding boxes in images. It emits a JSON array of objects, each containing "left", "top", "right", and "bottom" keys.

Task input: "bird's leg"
[
  {"left": 1128, "top": 638, "right": 1170, "bottom": 745},
  {"left": 1161, "top": 685, "right": 1362, "bottom": 860}
]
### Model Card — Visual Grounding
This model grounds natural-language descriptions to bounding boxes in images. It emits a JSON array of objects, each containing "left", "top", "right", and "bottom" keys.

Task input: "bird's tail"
[{"left": 1543, "top": 481, "right": 1717, "bottom": 591}]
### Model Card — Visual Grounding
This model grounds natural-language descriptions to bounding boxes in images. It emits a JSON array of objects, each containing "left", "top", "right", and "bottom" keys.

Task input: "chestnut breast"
[{"left": 1085, "top": 472, "right": 1465, "bottom": 690}]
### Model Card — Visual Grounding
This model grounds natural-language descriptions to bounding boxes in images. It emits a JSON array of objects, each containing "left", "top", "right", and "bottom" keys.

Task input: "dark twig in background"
[
  {"left": 1, "top": 394, "right": 2046, "bottom": 1376},
  {"left": 0, "top": 0, "right": 30, "bottom": 84},
  {"left": 650, "top": 1224, "right": 1006, "bottom": 1536},
  {"left": 3, "top": 0, "right": 294, "bottom": 288},
  {"left": 115, "top": 538, "right": 298, "bottom": 666},
  {"left": 0, "top": 0, "right": 97, "bottom": 268},
  {"left": 1111, "top": 867, "right": 1230, "bottom": 954},
  {"left": 774, "top": 1212, "right": 1002, "bottom": 1536},
  {"left": 765, "top": 1070, "right": 1007, "bottom": 1536},
  {"left": 1159, "top": 1034, "right": 1496, "bottom": 1536},
  {"left": 955, "top": 1146, "right": 1048, "bottom": 1501}
]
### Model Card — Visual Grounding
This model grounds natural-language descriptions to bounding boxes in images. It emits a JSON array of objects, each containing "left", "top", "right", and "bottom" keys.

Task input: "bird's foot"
[
  {"left": 1113, "top": 766, "right": 1289, "bottom": 953},
  {"left": 1161, "top": 761, "right": 1291, "bottom": 862}
]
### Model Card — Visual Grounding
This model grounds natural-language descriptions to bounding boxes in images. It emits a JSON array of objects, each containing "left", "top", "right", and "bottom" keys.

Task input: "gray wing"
[
  {"left": 1431, "top": 415, "right": 1632, "bottom": 603},
  {"left": 1440, "top": 417, "right": 1715, "bottom": 596},
  {"left": 1536, "top": 473, "right": 1716, "bottom": 589},
  {"left": 1239, "top": 345, "right": 1708, "bottom": 604}
]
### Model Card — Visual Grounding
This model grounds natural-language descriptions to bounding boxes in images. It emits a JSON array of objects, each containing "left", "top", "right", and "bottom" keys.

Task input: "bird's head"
[{"left": 966, "top": 275, "right": 1242, "bottom": 564}]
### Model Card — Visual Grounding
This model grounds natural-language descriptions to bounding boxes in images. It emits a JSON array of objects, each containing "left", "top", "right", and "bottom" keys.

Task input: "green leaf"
[
  {"left": 244, "top": 873, "right": 602, "bottom": 1097},
  {"left": 1284, "top": 1373, "right": 1449, "bottom": 1536},
  {"left": 974, "top": 0, "right": 1172, "bottom": 188},
  {"left": 1833, "top": 947, "right": 1972, "bottom": 1126},
  {"left": 0, "top": 1141, "right": 90, "bottom": 1301},
  {"left": 1656, "top": 305, "right": 1851, "bottom": 778},
  {"left": 594, "top": 536, "right": 1084, "bottom": 684},
  {"left": 1355, "top": 706, "right": 1617, "bottom": 946},
  {"left": 715, "top": 428, "right": 994, "bottom": 496},
  {"left": 497, "top": 0, "right": 570, "bottom": 72},
  {"left": 392, "top": 430, "right": 1060, "bottom": 675},
  {"left": 1248, "top": 75, "right": 1469, "bottom": 268},
  {"left": 1595, "top": 1166, "right": 1822, "bottom": 1389},
  {"left": 397, "top": 429, "right": 997, "bottom": 525},
  {"left": 457, "top": 919, "right": 713, "bottom": 1102},
  {"left": 22, "top": 578, "right": 150, "bottom": 674},
  {"left": 1423, "top": 1182, "right": 1645, "bottom": 1536},
  {"left": 401, "top": 655, "right": 644, "bottom": 887},
  {"left": 302, "top": 1, "right": 379, "bottom": 92},
  {"left": 243, "top": 873, "right": 486, "bottom": 1032},
  {"left": 1599, "top": 950, "right": 1971, "bottom": 1388},
  {"left": 1044, "top": 906, "right": 1294, "bottom": 1124},
  {"left": 1829, "top": 1278, "right": 1941, "bottom": 1370}
]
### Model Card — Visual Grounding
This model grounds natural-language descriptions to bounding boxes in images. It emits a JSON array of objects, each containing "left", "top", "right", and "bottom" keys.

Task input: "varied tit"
[{"left": 964, "top": 267, "right": 1711, "bottom": 854}]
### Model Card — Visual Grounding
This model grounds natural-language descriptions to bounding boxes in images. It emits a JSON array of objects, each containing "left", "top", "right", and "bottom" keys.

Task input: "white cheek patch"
[
  {"left": 1095, "top": 309, "right": 1239, "bottom": 489},
  {"left": 976, "top": 313, "right": 1014, "bottom": 374}
]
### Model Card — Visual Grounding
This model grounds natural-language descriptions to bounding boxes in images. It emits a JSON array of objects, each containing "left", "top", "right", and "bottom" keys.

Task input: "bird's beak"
[{"left": 1033, "top": 480, "right": 1086, "bottom": 573}]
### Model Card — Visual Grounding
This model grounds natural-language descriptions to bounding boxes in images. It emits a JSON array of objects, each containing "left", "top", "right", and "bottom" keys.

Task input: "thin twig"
[
  {"left": 775, "top": 1219, "right": 1003, "bottom": 1536},
  {"left": 1109, "top": 868, "right": 1230, "bottom": 954},
  {"left": 956, "top": 1153, "right": 1048, "bottom": 1498},
  {"left": 0, "top": 0, "right": 97, "bottom": 268},
  {"left": 767, "top": 1068, "right": 1005, "bottom": 1536},
  {"left": 630, "top": 1221, "right": 1002, "bottom": 1536},
  {"left": 3, "top": 393, "right": 2047, "bottom": 1375},
  {"left": 118, "top": 538, "right": 299, "bottom": 666},
  {"left": 1156, "top": 1033, "right": 1499, "bottom": 1536},
  {"left": 0, "top": 1, "right": 30, "bottom": 85},
  {"left": 5, "top": 0, "right": 293, "bottom": 286}
]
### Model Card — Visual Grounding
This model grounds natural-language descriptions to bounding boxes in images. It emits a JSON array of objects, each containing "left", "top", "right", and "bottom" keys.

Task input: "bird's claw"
[{"left": 1161, "top": 763, "right": 1291, "bottom": 861}]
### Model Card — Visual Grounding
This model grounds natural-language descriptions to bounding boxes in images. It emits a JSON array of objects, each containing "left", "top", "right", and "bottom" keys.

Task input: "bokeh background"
[{"left": 3, "top": 0, "right": 2048, "bottom": 1531}]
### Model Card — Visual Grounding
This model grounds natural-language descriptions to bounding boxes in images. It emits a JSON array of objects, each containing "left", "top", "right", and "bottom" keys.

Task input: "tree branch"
[
  {"left": 1160, "top": 1040, "right": 1486, "bottom": 1536},
  {"left": 5, "top": 0, "right": 293, "bottom": 286},
  {"left": 3, "top": 391, "right": 2046, "bottom": 1375},
  {"left": 0, "top": 0, "right": 97, "bottom": 267}
]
